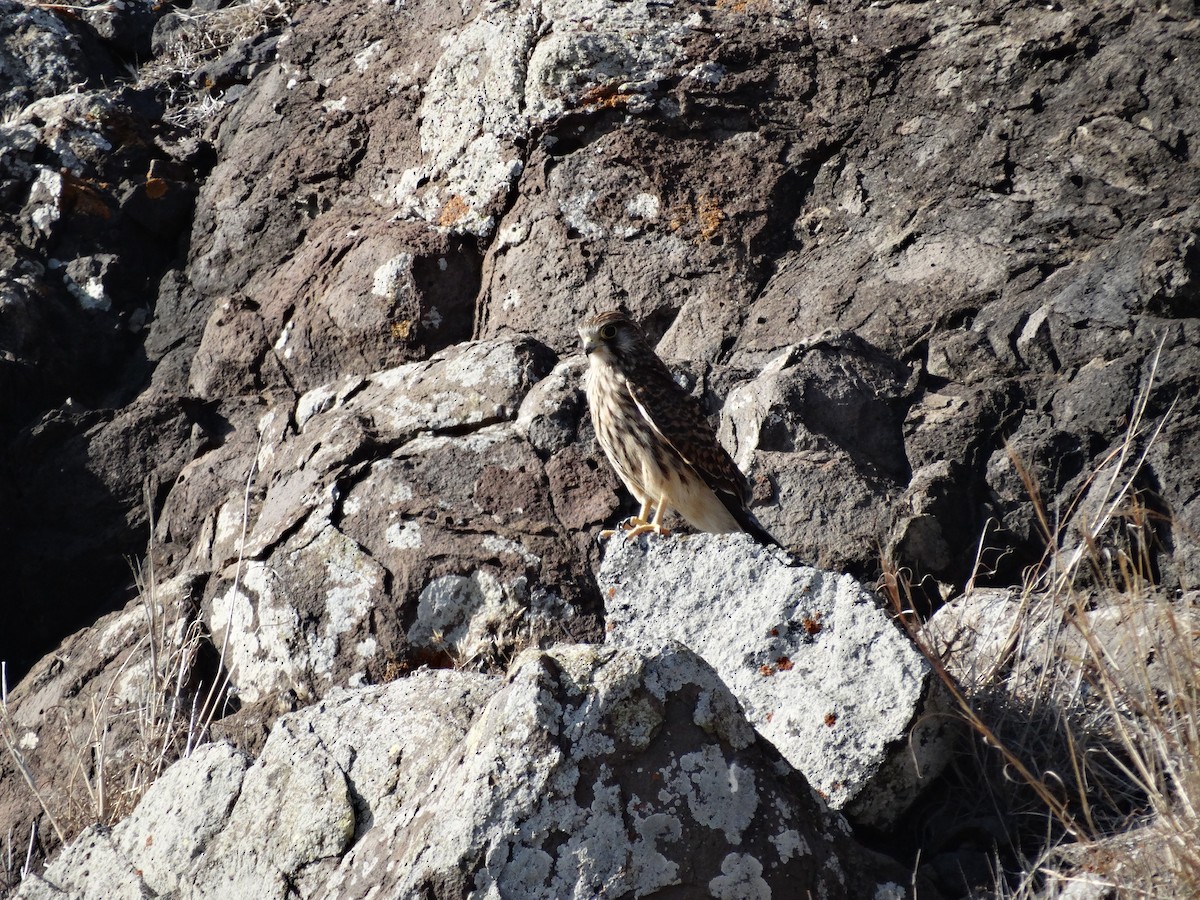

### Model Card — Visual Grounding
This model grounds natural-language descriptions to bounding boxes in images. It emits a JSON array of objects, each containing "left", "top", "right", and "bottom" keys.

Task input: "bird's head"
[{"left": 579, "top": 310, "right": 646, "bottom": 367}]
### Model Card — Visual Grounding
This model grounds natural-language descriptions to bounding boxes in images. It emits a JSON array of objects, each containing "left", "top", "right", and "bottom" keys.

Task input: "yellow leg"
[
  {"left": 637, "top": 498, "right": 652, "bottom": 524},
  {"left": 626, "top": 496, "right": 672, "bottom": 539},
  {"left": 600, "top": 499, "right": 654, "bottom": 538}
]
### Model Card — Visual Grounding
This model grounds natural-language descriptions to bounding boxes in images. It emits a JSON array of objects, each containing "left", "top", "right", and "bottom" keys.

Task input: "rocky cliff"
[{"left": 1, "top": 0, "right": 1197, "bottom": 897}]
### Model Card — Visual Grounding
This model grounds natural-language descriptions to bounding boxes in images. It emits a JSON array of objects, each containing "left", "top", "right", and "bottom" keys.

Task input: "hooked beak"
[{"left": 581, "top": 333, "right": 598, "bottom": 355}]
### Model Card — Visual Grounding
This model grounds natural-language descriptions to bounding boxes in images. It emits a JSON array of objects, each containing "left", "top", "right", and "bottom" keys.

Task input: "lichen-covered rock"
[
  {"left": 13, "top": 653, "right": 928, "bottom": 899},
  {"left": 0, "top": 1, "right": 115, "bottom": 111},
  {"left": 602, "top": 534, "right": 954, "bottom": 827},
  {"left": 159, "top": 337, "right": 578, "bottom": 705},
  {"left": 14, "top": 673, "right": 500, "bottom": 900},
  {"left": 3, "top": 0, "right": 1200, "bottom": 893},
  {"left": 321, "top": 643, "right": 911, "bottom": 899}
]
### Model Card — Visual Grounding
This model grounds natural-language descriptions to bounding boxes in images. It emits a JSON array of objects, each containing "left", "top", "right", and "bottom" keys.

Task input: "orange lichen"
[
  {"left": 578, "top": 83, "right": 629, "bottom": 110},
  {"left": 696, "top": 194, "right": 725, "bottom": 241},
  {"left": 144, "top": 177, "right": 169, "bottom": 200},
  {"left": 438, "top": 195, "right": 471, "bottom": 227},
  {"left": 666, "top": 194, "right": 726, "bottom": 243}
]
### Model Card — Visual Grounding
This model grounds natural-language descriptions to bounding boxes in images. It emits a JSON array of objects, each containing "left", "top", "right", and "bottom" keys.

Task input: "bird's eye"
[{"left": 599, "top": 324, "right": 617, "bottom": 340}]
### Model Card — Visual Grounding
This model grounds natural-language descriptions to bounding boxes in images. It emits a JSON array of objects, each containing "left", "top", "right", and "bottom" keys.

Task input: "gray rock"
[
  {"left": 110, "top": 743, "right": 250, "bottom": 896},
  {"left": 174, "top": 337, "right": 593, "bottom": 707},
  {"left": 13, "top": 827, "right": 151, "bottom": 900},
  {"left": 0, "top": 2, "right": 114, "bottom": 111},
  {"left": 601, "top": 534, "right": 953, "bottom": 827},
  {"left": 13, "top": 673, "right": 499, "bottom": 900},
  {"left": 0, "top": 573, "right": 207, "bottom": 887},
  {"left": 184, "top": 672, "right": 500, "bottom": 898},
  {"left": 321, "top": 642, "right": 909, "bottom": 899},
  {"left": 720, "top": 334, "right": 914, "bottom": 572}
]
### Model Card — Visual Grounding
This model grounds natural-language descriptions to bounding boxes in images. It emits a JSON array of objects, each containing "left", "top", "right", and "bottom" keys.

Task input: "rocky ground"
[{"left": 1, "top": 0, "right": 1198, "bottom": 897}]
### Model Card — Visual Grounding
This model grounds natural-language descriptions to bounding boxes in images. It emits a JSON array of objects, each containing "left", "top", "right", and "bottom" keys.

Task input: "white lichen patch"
[
  {"left": 273, "top": 317, "right": 295, "bottom": 354},
  {"left": 371, "top": 253, "right": 415, "bottom": 300},
  {"left": 354, "top": 39, "right": 385, "bottom": 72},
  {"left": 496, "top": 220, "right": 530, "bottom": 249},
  {"left": 482, "top": 534, "right": 540, "bottom": 566},
  {"left": 674, "top": 747, "right": 758, "bottom": 844},
  {"left": 684, "top": 61, "right": 726, "bottom": 86},
  {"left": 210, "top": 563, "right": 305, "bottom": 705},
  {"left": 386, "top": 520, "right": 423, "bottom": 550},
  {"left": 630, "top": 810, "right": 681, "bottom": 889},
  {"left": 626, "top": 192, "right": 660, "bottom": 220},
  {"left": 769, "top": 828, "right": 810, "bottom": 863},
  {"left": 409, "top": 570, "right": 528, "bottom": 661},
  {"left": 64, "top": 270, "right": 110, "bottom": 311},
  {"left": 560, "top": 189, "right": 605, "bottom": 240},
  {"left": 388, "top": 7, "right": 536, "bottom": 235},
  {"left": 28, "top": 168, "right": 63, "bottom": 237},
  {"left": 294, "top": 380, "right": 346, "bottom": 429},
  {"left": 320, "top": 532, "right": 379, "bottom": 637},
  {"left": 708, "top": 853, "right": 771, "bottom": 900},
  {"left": 212, "top": 497, "right": 248, "bottom": 560}
]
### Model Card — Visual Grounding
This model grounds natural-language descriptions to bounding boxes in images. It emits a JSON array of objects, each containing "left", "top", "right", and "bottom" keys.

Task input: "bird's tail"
[{"left": 719, "top": 494, "right": 783, "bottom": 548}]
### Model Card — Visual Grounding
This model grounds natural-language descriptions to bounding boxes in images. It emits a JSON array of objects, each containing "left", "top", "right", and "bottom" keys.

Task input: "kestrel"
[{"left": 579, "top": 310, "right": 780, "bottom": 546}]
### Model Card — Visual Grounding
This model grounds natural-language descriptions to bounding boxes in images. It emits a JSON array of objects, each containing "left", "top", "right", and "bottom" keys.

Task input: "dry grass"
[
  {"left": 0, "top": 481, "right": 242, "bottom": 891},
  {"left": 884, "top": 335, "right": 1199, "bottom": 897},
  {"left": 134, "top": 0, "right": 300, "bottom": 128},
  {"left": 0, "top": 556, "right": 207, "bottom": 841}
]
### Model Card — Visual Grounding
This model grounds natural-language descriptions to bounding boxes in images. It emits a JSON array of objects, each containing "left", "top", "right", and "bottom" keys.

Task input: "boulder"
[
  {"left": 14, "top": 647, "right": 930, "bottom": 899},
  {"left": 13, "top": 672, "right": 498, "bottom": 900},
  {"left": 321, "top": 643, "right": 915, "bottom": 899},
  {"left": 602, "top": 534, "right": 954, "bottom": 827}
]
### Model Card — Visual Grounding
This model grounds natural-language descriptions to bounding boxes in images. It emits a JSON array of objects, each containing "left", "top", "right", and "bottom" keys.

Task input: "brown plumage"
[{"left": 579, "top": 310, "right": 779, "bottom": 546}]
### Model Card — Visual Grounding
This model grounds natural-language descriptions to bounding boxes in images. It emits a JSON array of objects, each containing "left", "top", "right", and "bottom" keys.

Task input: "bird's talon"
[{"left": 625, "top": 523, "right": 671, "bottom": 540}]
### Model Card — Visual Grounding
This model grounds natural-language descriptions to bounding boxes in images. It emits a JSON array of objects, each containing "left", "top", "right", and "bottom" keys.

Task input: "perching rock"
[{"left": 602, "top": 534, "right": 955, "bottom": 827}]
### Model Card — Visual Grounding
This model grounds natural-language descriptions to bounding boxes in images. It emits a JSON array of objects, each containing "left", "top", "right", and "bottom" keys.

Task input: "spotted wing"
[{"left": 623, "top": 357, "right": 750, "bottom": 504}]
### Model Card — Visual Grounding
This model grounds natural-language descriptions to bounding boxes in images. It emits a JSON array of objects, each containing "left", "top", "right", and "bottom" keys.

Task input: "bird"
[{"left": 578, "top": 309, "right": 780, "bottom": 547}]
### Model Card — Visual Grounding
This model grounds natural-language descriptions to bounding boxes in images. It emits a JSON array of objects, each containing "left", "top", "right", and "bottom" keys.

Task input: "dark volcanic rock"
[
  {"left": 0, "top": 1, "right": 116, "bottom": 111},
  {"left": 0, "top": 84, "right": 200, "bottom": 676}
]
